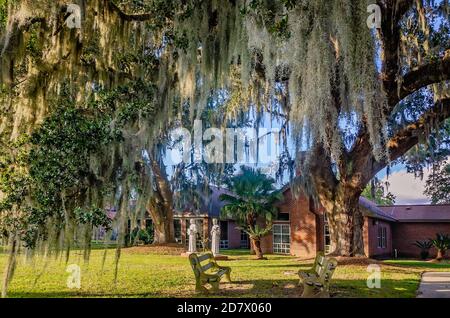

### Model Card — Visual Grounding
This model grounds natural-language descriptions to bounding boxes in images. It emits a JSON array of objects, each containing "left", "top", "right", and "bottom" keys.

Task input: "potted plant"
[{"left": 413, "top": 240, "right": 433, "bottom": 260}]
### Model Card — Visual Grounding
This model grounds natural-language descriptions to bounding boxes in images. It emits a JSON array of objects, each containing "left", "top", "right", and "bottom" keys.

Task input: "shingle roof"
[
  {"left": 174, "top": 186, "right": 231, "bottom": 219},
  {"left": 359, "top": 197, "right": 398, "bottom": 222},
  {"left": 205, "top": 186, "right": 231, "bottom": 218},
  {"left": 378, "top": 204, "right": 450, "bottom": 222}
]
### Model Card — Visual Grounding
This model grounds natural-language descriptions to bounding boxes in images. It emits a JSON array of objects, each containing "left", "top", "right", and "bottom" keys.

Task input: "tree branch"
[
  {"left": 107, "top": 1, "right": 153, "bottom": 21},
  {"left": 376, "top": 98, "right": 450, "bottom": 173},
  {"left": 394, "top": 53, "right": 450, "bottom": 106},
  {"left": 378, "top": 0, "right": 414, "bottom": 112}
]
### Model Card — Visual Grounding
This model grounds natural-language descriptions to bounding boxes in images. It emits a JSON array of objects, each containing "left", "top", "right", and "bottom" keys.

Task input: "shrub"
[{"left": 413, "top": 240, "right": 433, "bottom": 260}]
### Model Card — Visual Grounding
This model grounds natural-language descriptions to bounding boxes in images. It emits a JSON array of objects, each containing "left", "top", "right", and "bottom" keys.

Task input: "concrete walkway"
[{"left": 417, "top": 272, "right": 450, "bottom": 298}]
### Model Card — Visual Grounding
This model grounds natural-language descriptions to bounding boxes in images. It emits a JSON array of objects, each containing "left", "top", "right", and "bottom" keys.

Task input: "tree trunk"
[
  {"left": 1, "top": 235, "right": 18, "bottom": 298},
  {"left": 147, "top": 195, "right": 175, "bottom": 244},
  {"left": 436, "top": 249, "right": 446, "bottom": 261},
  {"left": 146, "top": 158, "right": 175, "bottom": 244},
  {"left": 251, "top": 237, "right": 264, "bottom": 260},
  {"left": 322, "top": 187, "right": 365, "bottom": 257}
]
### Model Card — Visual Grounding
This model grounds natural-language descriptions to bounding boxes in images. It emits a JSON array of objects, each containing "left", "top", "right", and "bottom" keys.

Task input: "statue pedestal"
[{"left": 214, "top": 254, "right": 229, "bottom": 261}]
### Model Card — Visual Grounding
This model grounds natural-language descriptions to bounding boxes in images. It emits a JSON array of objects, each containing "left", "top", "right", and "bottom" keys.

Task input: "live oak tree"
[{"left": 0, "top": 1, "right": 450, "bottom": 297}]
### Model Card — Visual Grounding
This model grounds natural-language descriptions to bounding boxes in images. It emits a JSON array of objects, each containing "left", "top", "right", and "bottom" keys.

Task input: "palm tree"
[
  {"left": 220, "top": 167, "right": 283, "bottom": 259},
  {"left": 430, "top": 233, "right": 450, "bottom": 261}
]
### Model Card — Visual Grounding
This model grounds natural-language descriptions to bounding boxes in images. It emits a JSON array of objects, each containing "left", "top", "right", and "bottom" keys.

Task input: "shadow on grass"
[{"left": 193, "top": 276, "right": 419, "bottom": 298}]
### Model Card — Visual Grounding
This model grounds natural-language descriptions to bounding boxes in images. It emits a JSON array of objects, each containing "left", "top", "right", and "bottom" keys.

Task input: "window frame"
[
  {"left": 377, "top": 226, "right": 387, "bottom": 249},
  {"left": 273, "top": 223, "right": 291, "bottom": 254}
]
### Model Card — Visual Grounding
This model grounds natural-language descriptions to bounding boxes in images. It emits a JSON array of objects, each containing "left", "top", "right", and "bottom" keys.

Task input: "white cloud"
[{"left": 382, "top": 169, "right": 431, "bottom": 205}]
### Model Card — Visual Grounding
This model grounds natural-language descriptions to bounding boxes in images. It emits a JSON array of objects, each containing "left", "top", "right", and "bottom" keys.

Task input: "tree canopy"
[{"left": 0, "top": 0, "right": 450, "bottom": 295}]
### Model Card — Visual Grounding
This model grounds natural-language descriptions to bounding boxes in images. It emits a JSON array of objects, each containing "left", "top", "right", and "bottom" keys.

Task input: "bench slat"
[
  {"left": 198, "top": 254, "right": 212, "bottom": 262},
  {"left": 201, "top": 262, "right": 214, "bottom": 272}
]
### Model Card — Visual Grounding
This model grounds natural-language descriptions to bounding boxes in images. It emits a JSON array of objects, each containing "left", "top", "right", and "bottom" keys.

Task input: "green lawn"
[{"left": 0, "top": 249, "right": 449, "bottom": 298}]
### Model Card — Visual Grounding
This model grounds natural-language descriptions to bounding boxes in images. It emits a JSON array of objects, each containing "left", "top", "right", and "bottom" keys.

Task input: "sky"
[
  {"left": 162, "top": 110, "right": 437, "bottom": 206},
  {"left": 378, "top": 164, "right": 431, "bottom": 205}
]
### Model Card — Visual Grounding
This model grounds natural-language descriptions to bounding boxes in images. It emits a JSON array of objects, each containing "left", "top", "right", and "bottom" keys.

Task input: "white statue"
[
  {"left": 211, "top": 219, "right": 221, "bottom": 256},
  {"left": 187, "top": 219, "right": 198, "bottom": 253}
]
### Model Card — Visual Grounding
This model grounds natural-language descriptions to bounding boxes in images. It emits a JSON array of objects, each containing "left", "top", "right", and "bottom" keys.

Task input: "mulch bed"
[
  {"left": 334, "top": 256, "right": 380, "bottom": 266},
  {"left": 123, "top": 243, "right": 187, "bottom": 255}
]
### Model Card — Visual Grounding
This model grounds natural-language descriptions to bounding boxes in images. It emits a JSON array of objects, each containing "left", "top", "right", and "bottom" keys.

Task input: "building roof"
[
  {"left": 359, "top": 197, "right": 398, "bottom": 222},
  {"left": 205, "top": 186, "right": 230, "bottom": 218},
  {"left": 174, "top": 186, "right": 231, "bottom": 219},
  {"left": 174, "top": 184, "right": 450, "bottom": 224},
  {"left": 378, "top": 204, "right": 450, "bottom": 222}
]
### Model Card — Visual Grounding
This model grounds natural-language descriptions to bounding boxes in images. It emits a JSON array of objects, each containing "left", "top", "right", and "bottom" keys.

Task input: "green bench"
[
  {"left": 298, "top": 252, "right": 338, "bottom": 298},
  {"left": 189, "top": 252, "right": 232, "bottom": 292}
]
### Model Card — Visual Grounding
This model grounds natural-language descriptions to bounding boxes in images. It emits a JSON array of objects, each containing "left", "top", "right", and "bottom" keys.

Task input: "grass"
[
  {"left": 383, "top": 259, "right": 450, "bottom": 269},
  {"left": 0, "top": 249, "right": 449, "bottom": 298}
]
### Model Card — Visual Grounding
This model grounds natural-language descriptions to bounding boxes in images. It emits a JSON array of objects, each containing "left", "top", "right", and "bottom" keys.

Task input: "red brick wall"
[
  {"left": 259, "top": 189, "right": 322, "bottom": 258},
  {"left": 392, "top": 222, "right": 450, "bottom": 258},
  {"left": 364, "top": 217, "right": 393, "bottom": 258}
]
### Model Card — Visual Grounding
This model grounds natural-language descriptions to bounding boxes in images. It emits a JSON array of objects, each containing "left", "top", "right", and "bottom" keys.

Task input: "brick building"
[
  {"left": 173, "top": 187, "right": 249, "bottom": 250},
  {"left": 258, "top": 187, "right": 450, "bottom": 259},
  {"left": 378, "top": 204, "right": 450, "bottom": 258},
  {"left": 171, "top": 187, "right": 450, "bottom": 259},
  {"left": 259, "top": 187, "right": 400, "bottom": 259}
]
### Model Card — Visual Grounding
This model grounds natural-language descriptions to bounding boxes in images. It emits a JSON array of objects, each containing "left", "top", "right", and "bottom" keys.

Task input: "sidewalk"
[{"left": 417, "top": 272, "right": 450, "bottom": 298}]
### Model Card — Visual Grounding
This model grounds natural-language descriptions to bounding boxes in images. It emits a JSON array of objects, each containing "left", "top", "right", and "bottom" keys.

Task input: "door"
[{"left": 220, "top": 221, "right": 229, "bottom": 249}]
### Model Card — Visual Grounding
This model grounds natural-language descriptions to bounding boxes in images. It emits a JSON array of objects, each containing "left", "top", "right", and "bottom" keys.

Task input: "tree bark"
[
  {"left": 318, "top": 182, "right": 365, "bottom": 257},
  {"left": 147, "top": 197, "right": 175, "bottom": 244},
  {"left": 435, "top": 249, "right": 446, "bottom": 261},
  {"left": 146, "top": 158, "right": 175, "bottom": 244},
  {"left": 251, "top": 237, "right": 264, "bottom": 260}
]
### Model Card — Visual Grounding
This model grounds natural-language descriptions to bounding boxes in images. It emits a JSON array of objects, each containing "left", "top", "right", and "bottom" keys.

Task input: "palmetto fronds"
[{"left": 220, "top": 166, "right": 282, "bottom": 227}]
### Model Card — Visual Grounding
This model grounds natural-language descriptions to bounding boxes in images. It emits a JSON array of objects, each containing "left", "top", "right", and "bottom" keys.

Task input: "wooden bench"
[
  {"left": 299, "top": 252, "right": 337, "bottom": 298},
  {"left": 298, "top": 252, "right": 326, "bottom": 282},
  {"left": 189, "top": 252, "right": 231, "bottom": 292}
]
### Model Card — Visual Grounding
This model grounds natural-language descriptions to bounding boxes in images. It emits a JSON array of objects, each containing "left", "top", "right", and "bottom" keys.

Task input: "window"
[
  {"left": 377, "top": 226, "right": 387, "bottom": 249},
  {"left": 220, "top": 221, "right": 229, "bottom": 249},
  {"left": 273, "top": 224, "right": 290, "bottom": 254},
  {"left": 277, "top": 212, "right": 290, "bottom": 221},
  {"left": 324, "top": 215, "right": 331, "bottom": 254},
  {"left": 196, "top": 219, "right": 204, "bottom": 249},
  {"left": 240, "top": 230, "right": 249, "bottom": 249},
  {"left": 174, "top": 219, "right": 182, "bottom": 243}
]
